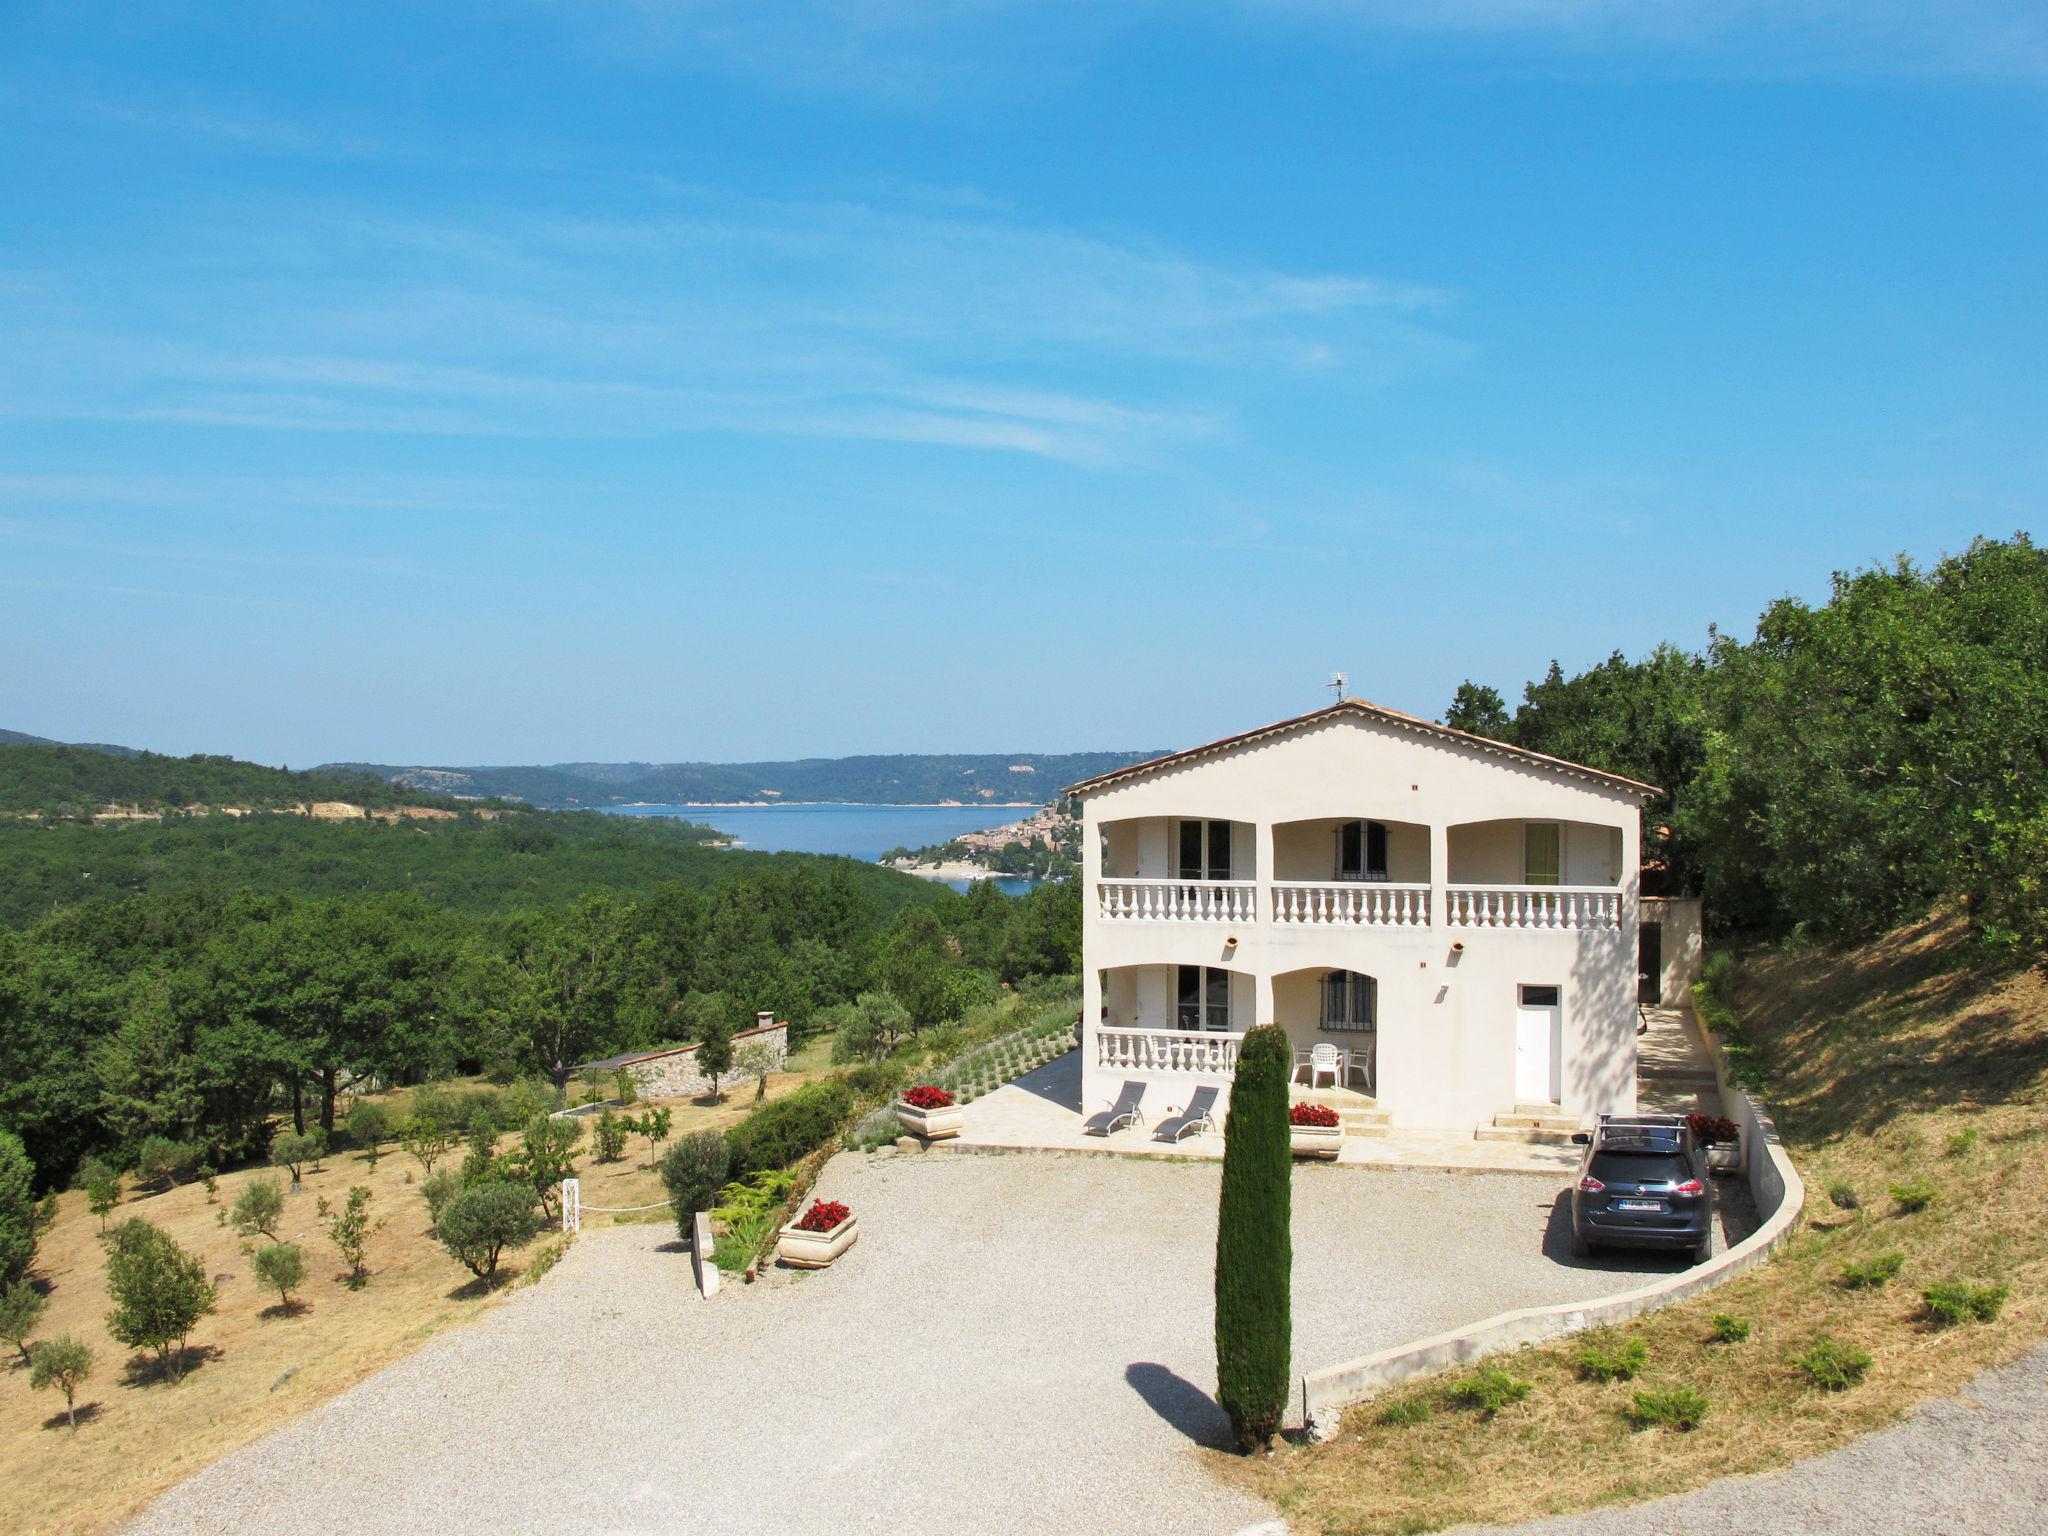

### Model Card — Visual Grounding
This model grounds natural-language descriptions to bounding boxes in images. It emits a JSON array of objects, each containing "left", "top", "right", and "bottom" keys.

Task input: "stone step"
[
  {"left": 1474, "top": 1125, "right": 1581, "bottom": 1146},
  {"left": 1493, "top": 1112, "right": 1580, "bottom": 1132}
]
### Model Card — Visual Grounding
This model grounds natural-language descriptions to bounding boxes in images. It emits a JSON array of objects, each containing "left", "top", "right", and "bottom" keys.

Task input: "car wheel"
[
  {"left": 1572, "top": 1231, "right": 1596, "bottom": 1259},
  {"left": 1696, "top": 1223, "right": 1719, "bottom": 1263}
]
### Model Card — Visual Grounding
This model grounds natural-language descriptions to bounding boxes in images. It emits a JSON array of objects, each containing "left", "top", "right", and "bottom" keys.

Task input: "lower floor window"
[
  {"left": 1322, "top": 970, "right": 1377, "bottom": 1030},
  {"left": 1177, "top": 965, "right": 1233, "bottom": 1031}
]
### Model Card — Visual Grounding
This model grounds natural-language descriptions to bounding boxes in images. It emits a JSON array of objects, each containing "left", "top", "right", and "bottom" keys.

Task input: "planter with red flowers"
[
  {"left": 894, "top": 1084, "right": 964, "bottom": 1142},
  {"left": 1289, "top": 1101, "right": 1343, "bottom": 1159},
  {"left": 777, "top": 1198, "right": 859, "bottom": 1269},
  {"left": 1687, "top": 1111, "right": 1744, "bottom": 1176}
]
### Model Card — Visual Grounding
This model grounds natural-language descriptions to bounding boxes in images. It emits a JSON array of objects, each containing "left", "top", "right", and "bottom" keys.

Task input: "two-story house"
[{"left": 1065, "top": 697, "right": 1658, "bottom": 1136}]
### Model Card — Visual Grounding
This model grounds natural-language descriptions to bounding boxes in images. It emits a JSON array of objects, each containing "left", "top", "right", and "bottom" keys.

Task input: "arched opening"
[{"left": 1273, "top": 966, "right": 1379, "bottom": 1096}]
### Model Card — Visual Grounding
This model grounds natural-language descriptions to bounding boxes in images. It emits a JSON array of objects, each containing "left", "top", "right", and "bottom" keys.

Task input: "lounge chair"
[
  {"left": 1153, "top": 1085, "right": 1220, "bottom": 1143},
  {"left": 1083, "top": 1081, "right": 1147, "bottom": 1137}
]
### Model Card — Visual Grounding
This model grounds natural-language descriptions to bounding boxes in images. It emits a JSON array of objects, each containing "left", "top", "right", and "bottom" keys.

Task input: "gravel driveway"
[{"left": 127, "top": 1151, "right": 1684, "bottom": 1536}]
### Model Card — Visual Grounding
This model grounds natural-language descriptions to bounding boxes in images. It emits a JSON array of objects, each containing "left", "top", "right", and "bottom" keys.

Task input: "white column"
[
  {"left": 1256, "top": 819, "right": 1276, "bottom": 927},
  {"left": 1429, "top": 823, "right": 1449, "bottom": 932},
  {"left": 1254, "top": 969, "right": 1275, "bottom": 1028}
]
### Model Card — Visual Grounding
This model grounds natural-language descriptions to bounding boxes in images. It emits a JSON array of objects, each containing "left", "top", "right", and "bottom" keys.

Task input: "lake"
[{"left": 600, "top": 802, "right": 1042, "bottom": 893}]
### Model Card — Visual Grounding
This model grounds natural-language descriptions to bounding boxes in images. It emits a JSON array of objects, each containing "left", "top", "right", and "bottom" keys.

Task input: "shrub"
[
  {"left": 1827, "top": 1182, "right": 1861, "bottom": 1212},
  {"left": 594, "top": 1109, "right": 629, "bottom": 1164},
  {"left": 1710, "top": 1313, "right": 1752, "bottom": 1344},
  {"left": 1446, "top": 1366, "right": 1532, "bottom": 1417},
  {"left": 1945, "top": 1128, "right": 1980, "bottom": 1157},
  {"left": 1889, "top": 1180, "right": 1937, "bottom": 1214},
  {"left": 421, "top": 1168, "right": 462, "bottom": 1226},
  {"left": 250, "top": 1242, "right": 307, "bottom": 1311},
  {"left": 83, "top": 1159, "right": 122, "bottom": 1230},
  {"left": 347, "top": 1103, "right": 393, "bottom": 1164},
  {"left": 829, "top": 991, "right": 916, "bottom": 1066},
  {"left": 1215, "top": 1022, "right": 1292, "bottom": 1451},
  {"left": 134, "top": 1137, "right": 200, "bottom": 1192},
  {"left": 505, "top": 1114, "right": 581, "bottom": 1221},
  {"left": 1793, "top": 1336, "right": 1873, "bottom": 1392},
  {"left": 401, "top": 1118, "right": 457, "bottom": 1175},
  {"left": 1922, "top": 1282, "right": 2010, "bottom": 1328},
  {"left": 437, "top": 1182, "right": 542, "bottom": 1283},
  {"left": 1627, "top": 1385, "right": 1709, "bottom": 1431},
  {"left": 0, "top": 1277, "right": 47, "bottom": 1365},
  {"left": 659, "top": 1132, "right": 731, "bottom": 1239},
  {"left": 104, "top": 1219, "right": 217, "bottom": 1382},
  {"left": 1577, "top": 1336, "right": 1649, "bottom": 1383},
  {"left": 1289, "top": 1102, "right": 1340, "bottom": 1128},
  {"left": 726, "top": 1078, "right": 856, "bottom": 1177},
  {"left": 1840, "top": 1252, "right": 1906, "bottom": 1289},
  {"left": 29, "top": 1333, "right": 95, "bottom": 1429},
  {"left": 323, "top": 1186, "right": 382, "bottom": 1288},
  {"left": 271, "top": 1128, "right": 328, "bottom": 1185},
  {"left": 500, "top": 1078, "right": 560, "bottom": 1127},
  {"left": 1374, "top": 1397, "right": 1431, "bottom": 1427},
  {"left": 0, "top": 1129, "right": 37, "bottom": 1284},
  {"left": 231, "top": 1176, "right": 285, "bottom": 1241}
]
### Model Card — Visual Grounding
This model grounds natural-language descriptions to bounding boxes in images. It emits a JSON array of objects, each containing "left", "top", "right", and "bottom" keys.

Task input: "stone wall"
[{"left": 627, "top": 1014, "right": 790, "bottom": 1100}]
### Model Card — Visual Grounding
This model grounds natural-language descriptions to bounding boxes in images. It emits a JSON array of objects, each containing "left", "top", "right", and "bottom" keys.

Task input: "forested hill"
[
  {"left": 0, "top": 742, "right": 479, "bottom": 817},
  {"left": 323, "top": 750, "right": 1164, "bottom": 808}
]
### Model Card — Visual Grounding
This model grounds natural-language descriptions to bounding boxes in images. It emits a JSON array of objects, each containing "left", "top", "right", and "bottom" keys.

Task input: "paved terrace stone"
[{"left": 129, "top": 1151, "right": 1681, "bottom": 1536}]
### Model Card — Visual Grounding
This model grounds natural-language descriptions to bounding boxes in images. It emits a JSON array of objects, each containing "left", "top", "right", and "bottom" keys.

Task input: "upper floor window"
[
  {"left": 1335, "top": 819, "right": 1389, "bottom": 882},
  {"left": 1176, "top": 819, "right": 1233, "bottom": 881},
  {"left": 1523, "top": 822, "right": 1561, "bottom": 886}
]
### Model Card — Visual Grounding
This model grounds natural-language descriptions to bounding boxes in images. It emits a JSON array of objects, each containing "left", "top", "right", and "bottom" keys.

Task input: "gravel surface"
[
  {"left": 125, "top": 1151, "right": 1684, "bottom": 1536},
  {"left": 1483, "top": 1344, "right": 2048, "bottom": 1536}
]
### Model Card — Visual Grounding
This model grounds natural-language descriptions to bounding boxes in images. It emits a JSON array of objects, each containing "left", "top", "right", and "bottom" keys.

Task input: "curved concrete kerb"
[{"left": 1300, "top": 1002, "right": 1805, "bottom": 1435}]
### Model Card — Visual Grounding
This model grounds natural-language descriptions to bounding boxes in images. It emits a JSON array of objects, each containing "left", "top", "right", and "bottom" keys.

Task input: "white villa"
[{"left": 1066, "top": 698, "right": 1661, "bottom": 1138}]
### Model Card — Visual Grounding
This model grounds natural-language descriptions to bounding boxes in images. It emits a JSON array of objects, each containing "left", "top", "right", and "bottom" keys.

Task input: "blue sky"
[{"left": 1, "top": 2, "right": 2041, "bottom": 766}]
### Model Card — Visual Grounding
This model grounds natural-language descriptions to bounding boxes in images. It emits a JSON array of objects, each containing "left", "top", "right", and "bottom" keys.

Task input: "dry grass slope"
[
  {"left": 1228, "top": 911, "right": 2048, "bottom": 1535},
  {"left": 0, "top": 1070, "right": 822, "bottom": 1536}
]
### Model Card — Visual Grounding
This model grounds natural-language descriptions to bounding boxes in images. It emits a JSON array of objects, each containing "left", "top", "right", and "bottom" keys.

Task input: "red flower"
[
  {"left": 1290, "top": 1102, "right": 1340, "bottom": 1128},
  {"left": 902, "top": 1085, "right": 955, "bottom": 1110},
  {"left": 794, "top": 1199, "right": 850, "bottom": 1233},
  {"left": 1685, "top": 1111, "right": 1740, "bottom": 1145}
]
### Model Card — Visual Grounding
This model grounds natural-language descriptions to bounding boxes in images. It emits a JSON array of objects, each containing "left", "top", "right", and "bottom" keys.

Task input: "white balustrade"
[
  {"left": 1096, "top": 879, "right": 1257, "bottom": 924},
  {"left": 1445, "top": 885, "right": 1621, "bottom": 931},
  {"left": 1095, "top": 1027, "right": 1243, "bottom": 1075},
  {"left": 1270, "top": 881, "right": 1431, "bottom": 928}
]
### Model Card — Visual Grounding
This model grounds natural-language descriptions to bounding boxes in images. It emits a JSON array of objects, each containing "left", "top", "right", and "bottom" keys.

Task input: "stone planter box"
[
  {"left": 1706, "top": 1141, "right": 1743, "bottom": 1176},
  {"left": 895, "top": 1099, "right": 965, "bottom": 1141},
  {"left": 777, "top": 1214, "right": 859, "bottom": 1270},
  {"left": 1291, "top": 1123, "right": 1343, "bottom": 1160}
]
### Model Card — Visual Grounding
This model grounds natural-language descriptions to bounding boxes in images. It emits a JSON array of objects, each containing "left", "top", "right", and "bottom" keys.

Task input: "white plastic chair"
[{"left": 1309, "top": 1043, "right": 1341, "bottom": 1089}]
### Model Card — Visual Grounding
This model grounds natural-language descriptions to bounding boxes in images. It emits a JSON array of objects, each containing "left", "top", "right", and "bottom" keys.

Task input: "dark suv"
[{"left": 1568, "top": 1114, "right": 1717, "bottom": 1263}]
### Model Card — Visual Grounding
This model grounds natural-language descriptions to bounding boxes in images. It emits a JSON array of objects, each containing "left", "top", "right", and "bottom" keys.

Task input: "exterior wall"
[
  {"left": 1641, "top": 896, "right": 1705, "bottom": 1006},
  {"left": 624, "top": 1019, "right": 789, "bottom": 1100},
  {"left": 1080, "top": 712, "right": 1644, "bottom": 1132},
  {"left": 1270, "top": 818, "right": 1429, "bottom": 882}
]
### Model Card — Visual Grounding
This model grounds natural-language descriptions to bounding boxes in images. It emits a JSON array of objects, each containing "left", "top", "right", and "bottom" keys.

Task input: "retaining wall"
[
  {"left": 626, "top": 1018, "right": 789, "bottom": 1100},
  {"left": 1301, "top": 998, "right": 1803, "bottom": 1434}
]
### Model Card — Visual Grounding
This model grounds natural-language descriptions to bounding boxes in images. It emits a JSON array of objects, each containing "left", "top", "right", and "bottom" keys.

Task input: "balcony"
[
  {"left": 1097, "top": 878, "right": 1256, "bottom": 924},
  {"left": 1095, "top": 1026, "right": 1243, "bottom": 1076},
  {"left": 1445, "top": 884, "right": 1621, "bottom": 931},
  {"left": 1271, "top": 881, "right": 1430, "bottom": 928}
]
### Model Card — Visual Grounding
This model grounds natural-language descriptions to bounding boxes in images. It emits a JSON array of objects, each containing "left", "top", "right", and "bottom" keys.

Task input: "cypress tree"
[{"left": 1214, "top": 1022, "right": 1292, "bottom": 1449}]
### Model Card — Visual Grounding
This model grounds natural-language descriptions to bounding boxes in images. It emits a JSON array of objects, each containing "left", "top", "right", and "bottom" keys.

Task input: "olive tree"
[
  {"left": 0, "top": 1278, "right": 47, "bottom": 1366},
  {"left": 437, "top": 1183, "right": 541, "bottom": 1283},
  {"left": 250, "top": 1242, "right": 307, "bottom": 1312},
  {"left": 30, "top": 1334, "right": 95, "bottom": 1429},
  {"left": 104, "top": 1219, "right": 217, "bottom": 1382},
  {"left": 231, "top": 1176, "right": 285, "bottom": 1240}
]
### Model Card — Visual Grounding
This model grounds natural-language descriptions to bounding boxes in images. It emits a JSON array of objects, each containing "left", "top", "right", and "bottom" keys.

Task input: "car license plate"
[{"left": 1617, "top": 1199, "right": 1661, "bottom": 1212}]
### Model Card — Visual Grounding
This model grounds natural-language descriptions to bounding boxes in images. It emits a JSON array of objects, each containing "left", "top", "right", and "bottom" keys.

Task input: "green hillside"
[
  {"left": 0, "top": 743, "right": 478, "bottom": 817},
  {"left": 327, "top": 749, "right": 1163, "bottom": 808}
]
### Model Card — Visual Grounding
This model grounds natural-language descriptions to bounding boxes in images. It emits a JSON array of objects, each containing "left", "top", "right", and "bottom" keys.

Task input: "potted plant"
[
  {"left": 1687, "top": 1112, "right": 1743, "bottom": 1174},
  {"left": 1289, "top": 1101, "right": 1342, "bottom": 1159},
  {"left": 895, "top": 1084, "right": 964, "bottom": 1141},
  {"left": 777, "top": 1198, "right": 858, "bottom": 1269}
]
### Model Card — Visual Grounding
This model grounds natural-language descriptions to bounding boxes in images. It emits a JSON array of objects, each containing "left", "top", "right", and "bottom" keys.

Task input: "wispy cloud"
[{"left": 3, "top": 185, "right": 1448, "bottom": 464}]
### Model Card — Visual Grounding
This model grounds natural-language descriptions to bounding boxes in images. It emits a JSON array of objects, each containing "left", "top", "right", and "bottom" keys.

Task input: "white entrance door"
[{"left": 1515, "top": 985, "right": 1561, "bottom": 1104}]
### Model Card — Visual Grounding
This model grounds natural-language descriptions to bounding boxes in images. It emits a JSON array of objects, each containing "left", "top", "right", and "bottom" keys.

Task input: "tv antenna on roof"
[{"left": 1328, "top": 672, "right": 1348, "bottom": 703}]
